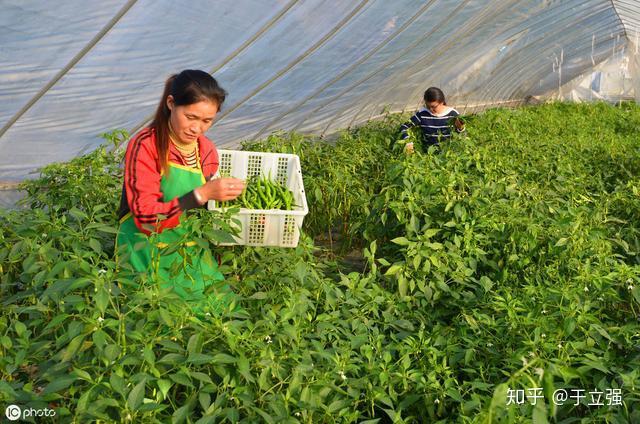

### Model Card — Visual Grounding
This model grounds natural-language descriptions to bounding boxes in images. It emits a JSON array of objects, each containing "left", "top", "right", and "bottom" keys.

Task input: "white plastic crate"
[{"left": 207, "top": 149, "right": 308, "bottom": 247}]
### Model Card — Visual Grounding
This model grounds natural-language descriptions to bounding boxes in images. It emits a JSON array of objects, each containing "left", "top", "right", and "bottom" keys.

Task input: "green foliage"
[
  {"left": 1, "top": 103, "right": 640, "bottom": 423},
  {"left": 19, "top": 129, "right": 129, "bottom": 215},
  {"left": 242, "top": 117, "right": 402, "bottom": 251}
]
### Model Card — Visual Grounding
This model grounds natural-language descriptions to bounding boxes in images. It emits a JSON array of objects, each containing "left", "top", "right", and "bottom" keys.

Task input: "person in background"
[
  {"left": 400, "top": 87, "right": 465, "bottom": 153},
  {"left": 116, "top": 69, "right": 244, "bottom": 312}
]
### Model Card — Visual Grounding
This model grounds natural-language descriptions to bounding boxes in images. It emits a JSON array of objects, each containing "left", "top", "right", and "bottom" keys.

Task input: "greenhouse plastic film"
[{"left": 0, "top": 0, "right": 638, "bottom": 183}]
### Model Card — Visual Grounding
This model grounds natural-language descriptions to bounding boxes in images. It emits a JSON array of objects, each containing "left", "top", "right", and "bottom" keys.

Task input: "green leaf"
[
  {"left": 127, "top": 379, "right": 146, "bottom": 410},
  {"left": 73, "top": 367, "right": 92, "bottom": 382},
  {"left": 0, "top": 336, "right": 13, "bottom": 349},
  {"left": 195, "top": 417, "right": 217, "bottom": 424},
  {"left": 376, "top": 393, "right": 394, "bottom": 408},
  {"left": 60, "top": 335, "right": 85, "bottom": 362},
  {"left": 212, "top": 353, "right": 237, "bottom": 364},
  {"left": 564, "top": 318, "right": 576, "bottom": 336},
  {"left": 454, "top": 203, "right": 465, "bottom": 219},
  {"left": 191, "top": 372, "right": 213, "bottom": 384},
  {"left": 88, "top": 238, "right": 102, "bottom": 254},
  {"left": 391, "top": 237, "right": 410, "bottom": 246},
  {"left": 591, "top": 324, "right": 614, "bottom": 342},
  {"left": 69, "top": 207, "right": 88, "bottom": 221},
  {"left": 158, "top": 353, "right": 185, "bottom": 364},
  {"left": 424, "top": 228, "right": 440, "bottom": 238},
  {"left": 258, "top": 367, "right": 270, "bottom": 391},
  {"left": 104, "top": 344, "right": 121, "bottom": 362},
  {"left": 187, "top": 353, "right": 215, "bottom": 365},
  {"left": 157, "top": 379, "right": 173, "bottom": 400},
  {"left": 208, "top": 229, "right": 236, "bottom": 244},
  {"left": 249, "top": 406, "right": 275, "bottom": 424},
  {"left": 237, "top": 355, "right": 254, "bottom": 383},
  {"left": 110, "top": 373, "right": 126, "bottom": 397},
  {"left": 43, "top": 313, "right": 69, "bottom": 332},
  {"left": 42, "top": 376, "right": 76, "bottom": 395},
  {"left": 143, "top": 345, "right": 155, "bottom": 367},
  {"left": 446, "top": 387, "right": 464, "bottom": 402},
  {"left": 76, "top": 385, "right": 95, "bottom": 413},
  {"left": 488, "top": 383, "right": 509, "bottom": 417},
  {"left": 0, "top": 381, "right": 17, "bottom": 398},
  {"left": 377, "top": 258, "right": 391, "bottom": 266},
  {"left": 226, "top": 408, "right": 239, "bottom": 422},
  {"left": 158, "top": 308, "right": 174, "bottom": 327},
  {"left": 172, "top": 403, "right": 193, "bottom": 424},
  {"left": 398, "top": 274, "right": 408, "bottom": 297},
  {"left": 169, "top": 372, "right": 194, "bottom": 388},
  {"left": 14, "top": 321, "right": 27, "bottom": 338},
  {"left": 479, "top": 276, "right": 494, "bottom": 292},
  {"left": 96, "top": 225, "right": 119, "bottom": 234},
  {"left": 412, "top": 255, "right": 421, "bottom": 270},
  {"left": 555, "top": 237, "right": 568, "bottom": 247},
  {"left": 384, "top": 264, "right": 402, "bottom": 276},
  {"left": 326, "top": 399, "right": 350, "bottom": 413},
  {"left": 92, "top": 330, "right": 108, "bottom": 349},
  {"left": 138, "top": 402, "right": 163, "bottom": 413},
  {"left": 9, "top": 240, "right": 24, "bottom": 260},
  {"left": 94, "top": 288, "right": 109, "bottom": 314},
  {"left": 632, "top": 286, "right": 640, "bottom": 305},
  {"left": 187, "top": 333, "right": 202, "bottom": 355},
  {"left": 199, "top": 392, "right": 211, "bottom": 411},
  {"left": 427, "top": 242, "right": 443, "bottom": 250},
  {"left": 532, "top": 401, "right": 549, "bottom": 424},
  {"left": 581, "top": 356, "right": 610, "bottom": 374}
]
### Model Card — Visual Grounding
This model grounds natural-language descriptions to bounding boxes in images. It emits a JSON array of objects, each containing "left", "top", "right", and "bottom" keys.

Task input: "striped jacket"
[
  {"left": 118, "top": 127, "right": 219, "bottom": 235},
  {"left": 400, "top": 107, "right": 462, "bottom": 147}
]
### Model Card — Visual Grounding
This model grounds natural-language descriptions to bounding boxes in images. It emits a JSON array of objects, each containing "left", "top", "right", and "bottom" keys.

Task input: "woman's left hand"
[{"left": 196, "top": 177, "right": 245, "bottom": 202}]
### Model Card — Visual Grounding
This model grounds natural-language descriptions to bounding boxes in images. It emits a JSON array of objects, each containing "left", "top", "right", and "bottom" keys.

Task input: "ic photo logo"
[
  {"left": 5, "top": 405, "right": 21, "bottom": 421},
  {"left": 5, "top": 404, "right": 57, "bottom": 421}
]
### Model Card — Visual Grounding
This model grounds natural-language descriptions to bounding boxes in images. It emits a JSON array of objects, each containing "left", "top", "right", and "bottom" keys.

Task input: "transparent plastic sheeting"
[
  {"left": 561, "top": 46, "right": 637, "bottom": 103},
  {"left": 0, "top": 0, "right": 638, "bottom": 182}
]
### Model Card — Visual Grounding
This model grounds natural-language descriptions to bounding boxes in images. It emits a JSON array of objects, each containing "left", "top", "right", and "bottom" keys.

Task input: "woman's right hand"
[
  {"left": 195, "top": 177, "right": 245, "bottom": 203},
  {"left": 453, "top": 117, "right": 465, "bottom": 131},
  {"left": 404, "top": 142, "right": 415, "bottom": 154}
]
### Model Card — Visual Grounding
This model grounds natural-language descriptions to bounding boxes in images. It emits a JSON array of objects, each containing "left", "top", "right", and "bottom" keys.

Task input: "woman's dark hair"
[
  {"left": 423, "top": 87, "right": 446, "bottom": 105},
  {"left": 151, "top": 70, "right": 227, "bottom": 175}
]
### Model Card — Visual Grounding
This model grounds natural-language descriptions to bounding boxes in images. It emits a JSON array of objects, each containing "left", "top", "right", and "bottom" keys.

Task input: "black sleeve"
[
  {"left": 178, "top": 190, "right": 201, "bottom": 211},
  {"left": 400, "top": 112, "right": 421, "bottom": 140}
]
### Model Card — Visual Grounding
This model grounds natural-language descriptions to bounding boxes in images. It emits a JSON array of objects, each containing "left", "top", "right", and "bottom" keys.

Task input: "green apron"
[{"left": 116, "top": 162, "right": 233, "bottom": 313}]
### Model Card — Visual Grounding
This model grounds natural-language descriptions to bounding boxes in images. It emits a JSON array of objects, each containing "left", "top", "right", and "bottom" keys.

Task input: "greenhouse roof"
[{"left": 1, "top": 0, "right": 638, "bottom": 182}]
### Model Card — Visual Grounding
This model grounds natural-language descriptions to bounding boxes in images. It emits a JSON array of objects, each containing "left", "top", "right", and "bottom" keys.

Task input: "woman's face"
[
  {"left": 167, "top": 96, "right": 218, "bottom": 143},
  {"left": 426, "top": 100, "right": 445, "bottom": 115}
]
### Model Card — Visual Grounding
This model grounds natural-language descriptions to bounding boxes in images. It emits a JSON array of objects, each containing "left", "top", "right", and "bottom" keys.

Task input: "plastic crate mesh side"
[
  {"left": 282, "top": 214, "right": 296, "bottom": 246},
  {"left": 291, "top": 168, "right": 303, "bottom": 210},
  {"left": 276, "top": 157, "right": 288, "bottom": 185},
  {"left": 220, "top": 152, "right": 232, "bottom": 177},
  {"left": 248, "top": 213, "right": 265, "bottom": 244},
  {"left": 247, "top": 155, "right": 263, "bottom": 178}
]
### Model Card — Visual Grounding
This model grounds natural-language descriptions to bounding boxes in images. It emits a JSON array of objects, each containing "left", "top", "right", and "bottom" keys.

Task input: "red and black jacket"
[{"left": 118, "top": 127, "right": 219, "bottom": 235}]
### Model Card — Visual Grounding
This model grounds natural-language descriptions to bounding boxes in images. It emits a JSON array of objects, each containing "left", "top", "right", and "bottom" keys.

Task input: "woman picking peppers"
[{"left": 117, "top": 69, "right": 244, "bottom": 312}]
